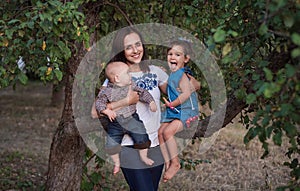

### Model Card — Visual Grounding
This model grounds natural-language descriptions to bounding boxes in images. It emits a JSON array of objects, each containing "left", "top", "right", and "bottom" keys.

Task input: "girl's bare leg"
[
  {"left": 158, "top": 123, "right": 171, "bottom": 170},
  {"left": 110, "top": 153, "right": 120, "bottom": 175},
  {"left": 162, "top": 120, "right": 183, "bottom": 182},
  {"left": 139, "top": 149, "right": 154, "bottom": 165}
]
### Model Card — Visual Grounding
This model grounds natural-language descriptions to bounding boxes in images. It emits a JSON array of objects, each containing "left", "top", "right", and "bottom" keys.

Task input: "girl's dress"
[{"left": 161, "top": 68, "right": 199, "bottom": 127}]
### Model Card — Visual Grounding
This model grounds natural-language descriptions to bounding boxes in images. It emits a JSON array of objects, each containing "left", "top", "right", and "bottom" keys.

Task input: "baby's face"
[{"left": 117, "top": 64, "right": 131, "bottom": 86}]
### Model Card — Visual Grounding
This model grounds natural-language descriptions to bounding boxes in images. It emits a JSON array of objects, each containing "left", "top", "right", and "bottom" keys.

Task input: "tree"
[{"left": 1, "top": 0, "right": 299, "bottom": 190}]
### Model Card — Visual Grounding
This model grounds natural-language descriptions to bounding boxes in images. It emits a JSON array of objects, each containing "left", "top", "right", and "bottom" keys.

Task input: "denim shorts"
[{"left": 105, "top": 113, "right": 151, "bottom": 155}]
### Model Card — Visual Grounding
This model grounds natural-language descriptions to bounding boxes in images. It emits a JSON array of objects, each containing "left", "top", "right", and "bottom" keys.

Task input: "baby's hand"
[
  {"left": 102, "top": 109, "right": 117, "bottom": 121},
  {"left": 149, "top": 101, "right": 157, "bottom": 112}
]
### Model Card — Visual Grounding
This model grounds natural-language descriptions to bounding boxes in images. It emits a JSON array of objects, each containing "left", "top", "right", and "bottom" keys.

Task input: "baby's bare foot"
[{"left": 141, "top": 156, "right": 154, "bottom": 166}]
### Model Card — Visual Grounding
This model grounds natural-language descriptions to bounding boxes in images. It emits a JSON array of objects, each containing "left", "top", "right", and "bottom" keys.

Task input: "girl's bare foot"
[
  {"left": 164, "top": 161, "right": 170, "bottom": 171},
  {"left": 163, "top": 162, "right": 180, "bottom": 182}
]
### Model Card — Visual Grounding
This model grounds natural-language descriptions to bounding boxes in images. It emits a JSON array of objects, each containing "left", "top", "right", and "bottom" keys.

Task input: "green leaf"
[
  {"left": 234, "top": 88, "right": 246, "bottom": 100},
  {"left": 7, "top": 19, "right": 21, "bottom": 25},
  {"left": 54, "top": 69, "right": 63, "bottom": 81},
  {"left": 38, "top": 66, "right": 48, "bottom": 73},
  {"left": 291, "top": 48, "right": 300, "bottom": 58},
  {"left": 258, "top": 23, "right": 268, "bottom": 35},
  {"left": 290, "top": 159, "right": 299, "bottom": 168},
  {"left": 17, "top": 72, "right": 28, "bottom": 85},
  {"left": 272, "top": 130, "right": 282, "bottom": 146},
  {"left": 227, "top": 29, "right": 238, "bottom": 37},
  {"left": 280, "top": 103, "right": 294, "bottom": 116},
  {"left": 283, "top": 13, "right": 294, "bottom": 28},
  {"left": 283, "top": 122, "right": 297, "bottom": 138},
  {"left": 291, "top": 33, "right": 300, "bottom": 46},
  {"left": 213, "top": 28, "right": 226, "bottom": 43},
  {"left": 262, "top": 115, "right": 270, "bottom": 126},
  {"left": 263, "top": 67, "right": 273, "bottom": 81},
  {"left": 285, "top": 64, "right": 296, "bottom": 77},
  {"left": 73, "top": 19, "right": 78, "bottom": 28},
  {"left": 244, "top": 127, "right": 258, "bottom": 144},
  {"left": 246, "top": 93, "right": 256, "bottom": 104}
]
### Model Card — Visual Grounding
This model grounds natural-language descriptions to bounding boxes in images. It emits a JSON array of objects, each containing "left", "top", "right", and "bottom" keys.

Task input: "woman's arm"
[
  {"left": 187, "top": 74, "right": 201, "bottom": 91},
  {"left": 159, "top": 82, "right": 168, "bottom": 95},
  {"left": 91, "top": 101, "right": 99, "bottom": 118}
]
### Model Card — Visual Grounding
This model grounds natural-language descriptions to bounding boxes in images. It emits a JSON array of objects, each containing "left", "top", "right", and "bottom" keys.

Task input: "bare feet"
[
  {"left": 163, "top": 162, "right": 180, "bottom": 182},
  {"left": 113, "top": 164, "right": 120, "bottom": 175},
  {"left": 164, "top": 161, "right": 170, "bottom": 171},
  {"left": 141, "top": 156, "right": 154, "bottom": 166},
  {"left": 139, "top": 149, "right": 154, "bottom": 166}
]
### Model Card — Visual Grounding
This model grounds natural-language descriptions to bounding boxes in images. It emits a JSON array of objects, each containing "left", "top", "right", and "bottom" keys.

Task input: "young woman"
[
  {"left": 92, "top": 27, "right": 200, "bottom": 190},
  {"left": 100, "top": 27, "right": 168, "bottom": 191}
]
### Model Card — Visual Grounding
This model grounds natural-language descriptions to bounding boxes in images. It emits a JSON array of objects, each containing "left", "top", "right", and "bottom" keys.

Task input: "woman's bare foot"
[{"left": 163, "top": 162, "right": 180, "bottom": 182}]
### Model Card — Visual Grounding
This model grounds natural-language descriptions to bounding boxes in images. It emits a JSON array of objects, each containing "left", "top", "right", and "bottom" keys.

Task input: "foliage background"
[{"left": 1, "top": 0, "right": 299, "bottom": 190}]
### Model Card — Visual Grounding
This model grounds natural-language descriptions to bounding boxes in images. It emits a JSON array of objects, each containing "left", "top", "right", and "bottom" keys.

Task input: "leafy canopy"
[{"left": 1, "top": 0, "right": 299, "bottom": 189}]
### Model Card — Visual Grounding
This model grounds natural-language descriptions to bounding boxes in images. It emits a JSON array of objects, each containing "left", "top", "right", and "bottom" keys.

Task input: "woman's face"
[{"left": 123, "top": 32, "right": 144, "bottom": 65}]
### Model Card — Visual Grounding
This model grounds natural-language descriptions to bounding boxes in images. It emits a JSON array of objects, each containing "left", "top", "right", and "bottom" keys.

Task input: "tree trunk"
[
  {"left": 45, "top": 2, "right": 99, "bottom": 188},
  {"left": 50, "top": 81, "right": 65, "bottom": 107},
  {"left": 194, "top": 96, "right": 247, "bottom": 138},
  {"left": 45, "top": 117, "right": 86, "bottom": 191},
  {"left": 45, "top": 42, "right": 87, "bottom": 190}
]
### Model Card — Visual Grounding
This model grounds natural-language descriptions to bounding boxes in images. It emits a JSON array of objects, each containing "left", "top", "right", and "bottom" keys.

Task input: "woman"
[
  {"left": 100, "top": 27, "right": 168, "bottom": 191},
  {"left": 92, "top": 26, "right": 200, "bottom": 190}
]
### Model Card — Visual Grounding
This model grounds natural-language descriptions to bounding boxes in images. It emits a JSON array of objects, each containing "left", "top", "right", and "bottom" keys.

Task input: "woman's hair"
[
  {"left": 167, "top": 39, "right": 194, "bottom": 61},
  {"left": 109, "top": 26, "right": 150, "bottom": 72}
]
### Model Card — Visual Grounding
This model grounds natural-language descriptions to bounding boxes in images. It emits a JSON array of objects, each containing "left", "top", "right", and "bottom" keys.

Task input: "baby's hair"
[
  {"left": 105, "top": 61, "right": 127, "bottom": 83},
  {"left": 167, "top": 39, "right": 194, "bottom": 59}
]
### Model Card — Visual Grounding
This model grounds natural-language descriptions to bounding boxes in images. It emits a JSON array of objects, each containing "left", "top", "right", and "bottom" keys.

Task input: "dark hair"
[
  {"left": 167, "top": 39, "right": 194, "bottom": 59},
  {"left": 109, "top": 27, "right": 150, "bottom": 72}
]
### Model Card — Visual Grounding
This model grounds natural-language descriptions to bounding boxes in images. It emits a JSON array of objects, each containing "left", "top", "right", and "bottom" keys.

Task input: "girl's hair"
[
  {"left": 167, "top": 39, "right": 194, "bottom": 61},
  {"left": 109, "top": 26, "right": 150, "bottom": 72}
]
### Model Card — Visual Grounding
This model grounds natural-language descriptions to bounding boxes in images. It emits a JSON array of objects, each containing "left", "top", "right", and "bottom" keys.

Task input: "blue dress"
[{"left": 161, "top": 68, "right": 199, "bottom": 128}]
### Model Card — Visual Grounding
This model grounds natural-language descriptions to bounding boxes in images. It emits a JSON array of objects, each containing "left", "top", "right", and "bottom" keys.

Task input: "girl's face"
[
  {"left": 123, "top": 32, "right": 144, "bottom": 65},
  {"left": 167, "top": 45, "right": 190, "bottom": 72}
]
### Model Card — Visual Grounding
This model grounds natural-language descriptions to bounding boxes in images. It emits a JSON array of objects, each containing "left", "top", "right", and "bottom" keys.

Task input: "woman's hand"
[
  {"left": 149, "top": 101, "right": 157, "bottom": 112},
  {"left": 188, "top": 74, "right": 201, "bottom": 91},
  {"left": 127, "top": 86, "right": 140, "bottom": 105},
  {"left": 91, "top": 101, "right": 99, "bottom": 118}
]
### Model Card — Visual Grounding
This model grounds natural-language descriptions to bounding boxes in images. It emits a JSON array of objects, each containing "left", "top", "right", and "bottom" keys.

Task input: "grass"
[
  {"left": 0, "top": 81, "right": 294, "bottom": 191},
  {"left": 0, "top": 151, "right": 46, "bottom": 190}
]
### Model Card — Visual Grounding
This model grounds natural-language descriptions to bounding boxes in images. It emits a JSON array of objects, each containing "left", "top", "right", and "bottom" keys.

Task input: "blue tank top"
[{"left": 161, "top": 68, "right": 199, "bottom": 127}]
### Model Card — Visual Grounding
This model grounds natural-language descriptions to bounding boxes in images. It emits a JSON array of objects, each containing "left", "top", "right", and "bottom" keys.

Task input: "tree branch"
[
  {"left": 104, "top": 1, "right": 133, "bottom": 26},
  {"left": 194, "top": 44, "right": 293, "bottom": 138}
]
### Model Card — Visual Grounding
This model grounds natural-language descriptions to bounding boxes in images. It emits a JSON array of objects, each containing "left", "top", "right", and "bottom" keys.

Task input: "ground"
[{"left": 0, "top": 81, "right": 293, "bottom": 191}]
